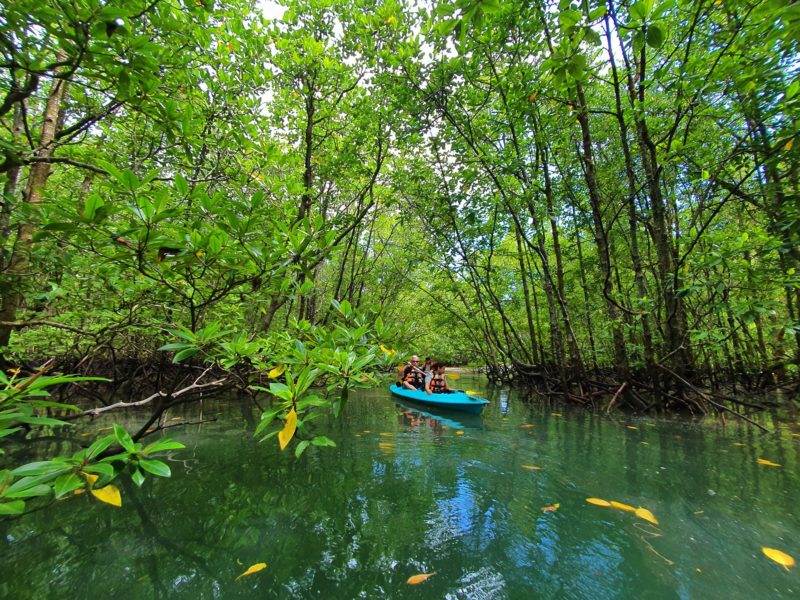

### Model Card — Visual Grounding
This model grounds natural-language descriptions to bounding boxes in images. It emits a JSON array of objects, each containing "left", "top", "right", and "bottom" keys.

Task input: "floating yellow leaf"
[
  {"left": 379, "top": 432, "right": 395, "bottom": 437},
  {"left": 626, "top": 425, "right": 638, "bottom": 430},
  {"left": 694, "top": 511, "right": 704, "bottom": 515},
  {"left": 640, "top": 441, "right": 650, "bottom": 446},
  {"left": 610, "top": 501, "right": 636, "bottom": 512},
  {"left": 91, "top": 484, "right": 122, "bottom": 507},
  {"left": 757, "top": 458, "right": 781, "bottom": 467},
  {"left": 465, "top": 390, "right": 478, "bottom": 396},
  {"left": 236, "top": 562, "right": 267, "bottom": 580},
  {"left": 551, "top": 413, "right": 562, "bottom": 417},
  {"left": 635, "top": 507, "right": 659, "bottom": 525},
  {"left": 519, "top": 424, "right": 535, "bottom": 429},
  {"left": 278, "top": 409, "right": 297, "bottom": 451},
  {"left": 407, "top": 573, "right": 435, "bottom": 585},
  {"left": 268, "top": 364, "right": 286, "bottom": 378},
  {"left": 522, "top": 465, "right": 543, "bottom": 471},
  {"left": 762, "top": 547, "right": 795, "bottom": 570},
  {"left": 455, "top": 430, "right": 464, "bottom": 436},
  {"left": 445, "top": 372, "right": 460, "bottom": 379},
  {"left": 542, "top": 503, "right": 560, "bottom": 513},
  {"left": 586, "top": 497, "right": 611, "bottom": 507}
]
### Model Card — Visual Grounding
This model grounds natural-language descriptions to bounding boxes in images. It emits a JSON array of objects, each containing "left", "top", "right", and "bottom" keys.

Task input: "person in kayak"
[
  {"left": 400, "top": 355, "right": 425, "bottom": 390},
  {"left": 426, "top": 362, "right": 455, "bottom": 395}
]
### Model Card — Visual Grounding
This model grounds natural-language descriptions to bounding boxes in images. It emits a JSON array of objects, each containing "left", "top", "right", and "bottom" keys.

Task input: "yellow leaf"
[
  {"left": 407, "top": 573, "right": 435, "bottom": 585},
  {"left": 635, "top": 507, "right": 659, "bottom": 525},
  {"left": 610, "top": 501, "right": 636, "bottom": 512},
  {"left": 91, "top": 484, "right": 122, "bottom": 507},
  {"left": 278, "top": 409, "right": 297, "bottom": 451},
  {"left": 455, "top": 430, "right": 464, "bottom": 436},
  {"left": 757, "top": 458, "right": 781, "bottom": 467},
  {"left": 82, "top": 472, "right": 99, "bottom": 486},
  {"left": 762, "top": 547, "right": 795, "bottom": 570},
  {"left": 268, "top": 364, "right": 286, "bottom": 378},
  {"left": 445, "top": 372, "right": 460, "bottom": 379},
  {"left": 379, "top": 432, "right": 395, "bottom": 437},
  {"left": 785, "top": 138, "right": 794, "bottom": 151},
  {"left": 380, "top": 344, "right": 394, "bottom": 356},
  {"left": 73, "top": 488, "right": 86, "bottom": 495},
  {"left": 236, "top": 562, "right": 267, "bottom": 580},
  {"left": 519, "top": 424, "right": 535, "bottom": 429},
  {"left": 522, "top": 465, "right": 543, "bottom": 471},
  {"left": 626, "top": 425, "right": 638, "bottom": 430},
  {"left": 586, "top": 497, "right": 611, "bottom": 507},
  {"left": 542, "top": 503, "right": 560, "bottom": 513},
  {"left": 529, "top": 92, "right": 538, "bottom": 102},
  {"left": 385, "top": 15, "right": 397, "bottom": 25},
  {"left": 465, "top": 390, "right": 477, "bottom": 395},
  {"left": 551, "top": 413, "right": 562, "bottom": 417}
]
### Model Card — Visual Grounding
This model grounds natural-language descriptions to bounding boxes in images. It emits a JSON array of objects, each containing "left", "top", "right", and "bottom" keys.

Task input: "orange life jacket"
[
  {"left": 403, "top": 366, "right": 424, "bottom": 388},
  {"left": 430, "top": 373, "right": 447, "bottom": 393}
]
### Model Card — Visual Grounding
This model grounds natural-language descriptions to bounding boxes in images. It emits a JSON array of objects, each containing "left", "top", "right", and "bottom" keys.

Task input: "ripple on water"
[{"left": 444, "top": 566, "right": 507, "bottom": 599}]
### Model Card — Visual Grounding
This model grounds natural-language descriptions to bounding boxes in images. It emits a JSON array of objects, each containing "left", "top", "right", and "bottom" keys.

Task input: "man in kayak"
[
  {"left": 426, "top": 362, "right": 455, "bottom": 395},
  {"left": 400, "top": 356, "right": 425, "bottom": 390}
]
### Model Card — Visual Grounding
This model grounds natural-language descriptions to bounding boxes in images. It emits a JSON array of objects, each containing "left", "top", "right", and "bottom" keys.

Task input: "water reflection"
[{"left": 1, "top": 379, "right": 799, "bottom": 599}]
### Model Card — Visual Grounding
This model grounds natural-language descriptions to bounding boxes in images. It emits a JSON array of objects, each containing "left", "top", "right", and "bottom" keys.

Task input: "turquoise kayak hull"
[{"left": 389, "top": 384, "right": 488, "bottom": 414}]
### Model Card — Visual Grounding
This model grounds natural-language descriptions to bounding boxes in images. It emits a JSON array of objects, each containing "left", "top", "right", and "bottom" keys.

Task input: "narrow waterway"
[{"left": 1, "top": 376, "right": 798, "bottom": 598}]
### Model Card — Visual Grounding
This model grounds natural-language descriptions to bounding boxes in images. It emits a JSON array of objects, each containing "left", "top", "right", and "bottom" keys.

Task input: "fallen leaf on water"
[
  {"left": 455, "top": 431, "right": 464, "bottom": 436},
  {"left": 627, "top": 426, "right": 638, "bottom": 430},
  {"left": 610, "top": 501, "right": 635, "bottom": 512},
  {"left": 635, "top": 507, "right": 659, "bottom": 525},
  {"left": 170, "top": 416, "right": 182, "bottom": 421},
  {"left": 757, "top": 458, "right": 781, "bottom": 467},
  {"left": 733, "top": 443, "right": 746, "bottom": 447},
  {"left": 696, "top": 568, "right": 702, "bottom": 573},
  {"left": 268, "top": 364, "right": 286, "bottom": 378},
  {"left": 693, "top": 511, "right": 705, "bottom": 515},
  {"left": 236, "top": 563, "right": 267, "bottom": 580},
  {"left": 542, "top": 503, "right": 560, "bottom": 513},
  {"left": 278, "top": 409, "right": 297, "bottom": 451},
  {"left": 522, "top": 465, "right": 543, "bottom": 471},
  {"left": 407, "top": 573, "right": 436, "bottom": 585},
  {"left": 551, "top": 413, "right": 562, "bottom": 417},
  {"left": 640, "top": 441, "right": 650, "bottom": 446},
  {"left": 379, "top": 432, "right": 395, "bottom": 437},
  {"left": 586, "top": 498, "right": 611, "bottom": 507},
  {"left": 91, "top": 484, "right": 122, "bottom": 507},
  {"left": 519, "top": 424, "right": 535, "bottom": 429},
  {"left": 762, "top": 547, "right": 795, "bottom": 570}
]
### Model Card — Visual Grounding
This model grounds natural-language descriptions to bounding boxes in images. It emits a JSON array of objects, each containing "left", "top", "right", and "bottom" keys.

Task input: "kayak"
[{"left": 389, "top": 384, "right": 489, "bottom": 415}]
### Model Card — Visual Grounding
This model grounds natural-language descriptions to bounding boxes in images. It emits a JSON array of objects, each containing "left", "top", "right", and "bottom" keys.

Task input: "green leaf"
[
  {"left": 295, "top": 440, "right": 310, "bottom": 458},
  {"left": 86, "top": 434, "right": 117, "bottom": 459},
  {"left": 311, "top": 436, "right": 336, "bottom": 447},
  {"left": 132, "top": 468, "right": 145, "bottom": 487},
  {"left": 114, "top": 425, "right": 136, "bottom": 453},
  {"left": 173, "top": 347, "right": 200, "bottom": 362},
  {"left": 142, "top": 439, "right": 185, "bottom": 454},
  {"left": 558, "top": 9, "right": 582, "bottom": 29},
  {"left": 646, "top": 24, "right": 665, "bottom": 48},
  {"left": 138, "top": 458, "right": 171, "bottom": 477},
  {"left": 54, "top": 473, "right": 83, "bottom": 498},
  {"left": 0, "top": 500, "right": 25, "bottom": 515}
]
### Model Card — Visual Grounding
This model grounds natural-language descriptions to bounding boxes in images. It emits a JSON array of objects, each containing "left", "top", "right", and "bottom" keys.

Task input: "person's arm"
[{"left": 424, "top": 376, "right": 433, "bottom": 394}]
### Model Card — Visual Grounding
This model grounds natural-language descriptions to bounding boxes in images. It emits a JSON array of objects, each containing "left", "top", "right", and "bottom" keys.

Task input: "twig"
[{"left": 605, "top": 381, "right": 628, "bottom": 413}]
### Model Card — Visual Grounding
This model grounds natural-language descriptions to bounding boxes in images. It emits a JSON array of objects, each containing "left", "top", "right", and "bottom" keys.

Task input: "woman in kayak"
[{"left": 426, "top": 362, "right": 454, "bottom": 395}]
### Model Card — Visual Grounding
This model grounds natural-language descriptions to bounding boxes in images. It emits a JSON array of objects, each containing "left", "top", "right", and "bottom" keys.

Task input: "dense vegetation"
[{"left": 0, "top": 0, "right": 798, "bottom": 511}]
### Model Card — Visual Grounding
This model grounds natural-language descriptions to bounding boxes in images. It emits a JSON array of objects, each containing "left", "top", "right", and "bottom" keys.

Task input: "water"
[{"left": 1, "top": 376, "right": 799, "bottom": 599}]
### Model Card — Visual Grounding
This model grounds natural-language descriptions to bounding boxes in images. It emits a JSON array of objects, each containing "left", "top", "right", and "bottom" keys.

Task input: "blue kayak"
[{"left": 389, "top": 384, "right": 489, "bottom": 414}]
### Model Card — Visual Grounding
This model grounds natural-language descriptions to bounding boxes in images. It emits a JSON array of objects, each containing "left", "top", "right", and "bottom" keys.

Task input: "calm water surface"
[{"left": 1, "top": 376, "right": 799, "bottom": 599}]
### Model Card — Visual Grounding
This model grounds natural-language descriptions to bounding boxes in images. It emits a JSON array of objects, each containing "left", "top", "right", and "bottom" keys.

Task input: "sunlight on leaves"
[
  {"left": 407, "top": 573, "right": 436, "bottom": 585},
  {"left": 635, "top": 507, "right": 659, "bottom": 525},
  {"left": 236, "top": 562, "right": 267, "bottom": 580},
  {"left": 762, "top": 547, "right": 795, "bottom": 570},
  {"left": 91, "top": 484, "right": 121, "bottom": 507},
  {"left": 278, "top": 409, "right": 297, "bottom": 451},
  {"left": 586, "top": 497, "right": 611, "bottom": 507}
]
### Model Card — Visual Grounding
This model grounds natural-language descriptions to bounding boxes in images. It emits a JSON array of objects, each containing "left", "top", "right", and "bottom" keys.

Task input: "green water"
[{"left": 1, "top": 376, "right": 799, "bottom": 599}]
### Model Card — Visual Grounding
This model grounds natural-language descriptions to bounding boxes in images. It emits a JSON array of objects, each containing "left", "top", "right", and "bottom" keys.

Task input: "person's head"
[{"left": 410, "top": 355, "right": 420, "bottom": 366}]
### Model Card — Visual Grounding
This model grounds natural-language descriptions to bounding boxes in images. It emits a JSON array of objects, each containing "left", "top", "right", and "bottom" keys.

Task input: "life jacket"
[
  {"left": 403, "top": 366, "right": 424, "bottom": 388},
  {"left": 430, "top": 373, "right": 447, "bottom": 393}
]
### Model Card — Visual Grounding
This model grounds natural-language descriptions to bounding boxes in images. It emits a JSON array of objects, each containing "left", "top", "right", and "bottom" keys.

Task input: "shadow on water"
[{"left": 392, "top": 399, "right": 486, "bottom": 431}]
